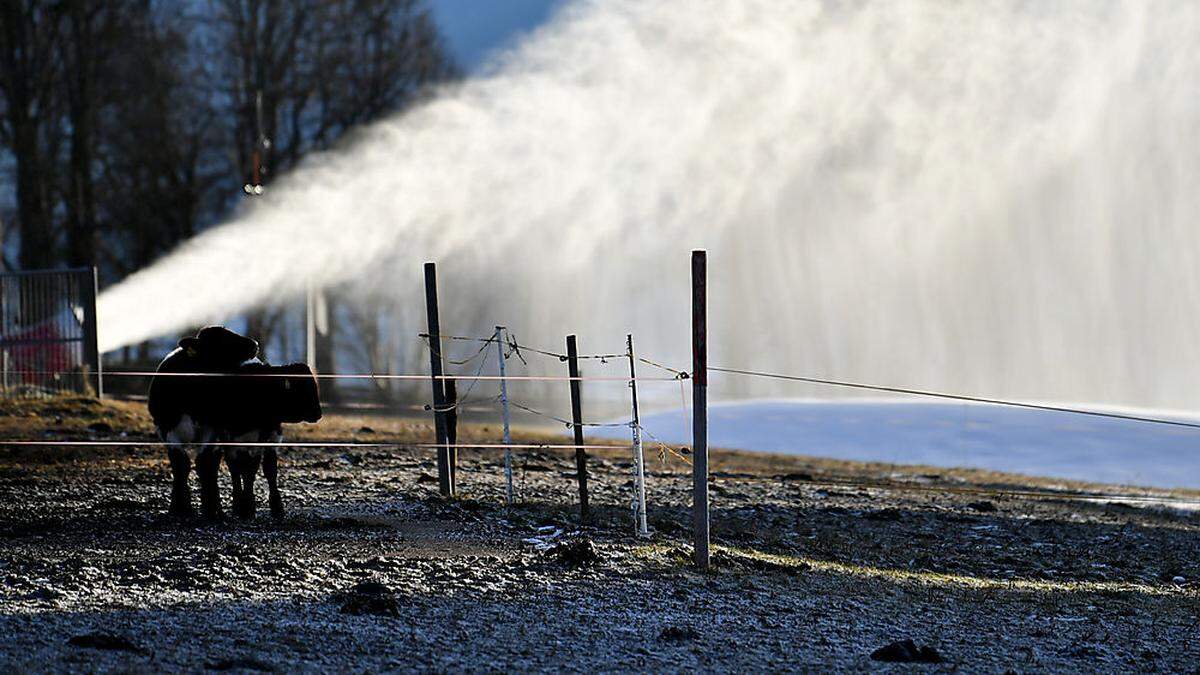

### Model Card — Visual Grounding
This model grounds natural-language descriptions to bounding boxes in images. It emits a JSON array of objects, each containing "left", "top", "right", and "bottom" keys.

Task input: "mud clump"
[
  {"left": 207, "top": 657, "right": 275, "bottom": 671},
  {"left": 67, "top": 632, "right": 148, "bottom": 656},
  {"left": 544, "top": 537, "right": 601, "bottom": 568},
  {"left": 870, "top": 639, "right": 944, "bottom": 664},
  {"left": 659, "top": 625, "right": 699, "bottom": 642},
  {"left": 340, "top": 581, "right": 402, "bottom": 618}
]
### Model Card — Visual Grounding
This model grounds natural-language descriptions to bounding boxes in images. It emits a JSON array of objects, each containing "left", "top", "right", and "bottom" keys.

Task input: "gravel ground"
[{"left": 1, "top": 396, "right": 1198, "bottom": 672}]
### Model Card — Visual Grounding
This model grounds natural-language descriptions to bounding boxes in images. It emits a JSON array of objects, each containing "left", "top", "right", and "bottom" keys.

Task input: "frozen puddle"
[{"left": 593, "top": 399, "right": 1200, "bottom": 491}]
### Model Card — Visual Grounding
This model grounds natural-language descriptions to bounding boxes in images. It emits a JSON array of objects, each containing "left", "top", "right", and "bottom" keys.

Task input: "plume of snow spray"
[{"left": 98, "top": 0, "right": 1200, "bottom": 408}]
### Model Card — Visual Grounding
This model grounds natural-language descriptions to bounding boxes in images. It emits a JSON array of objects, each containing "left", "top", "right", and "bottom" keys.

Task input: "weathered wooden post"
[
  {"left": 626, "top": 334, "right": 649, "bottom": 537},
  {"left": 424, "top": 262, "right": 453, "bottom": 497},
  {"left": 495, "top": 326, "right": 514, "bottom": 505},
  {"left": 567, "top": 335, "right": 590, "bottom": 521},
  {"left": 692, "top": 250, "right": 710, "bottom": 569}
]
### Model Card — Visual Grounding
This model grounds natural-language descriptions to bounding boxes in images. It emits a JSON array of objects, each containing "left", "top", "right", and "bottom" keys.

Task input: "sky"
[{"left": 427, "top": 0, "right": 567, "bottom": 71}]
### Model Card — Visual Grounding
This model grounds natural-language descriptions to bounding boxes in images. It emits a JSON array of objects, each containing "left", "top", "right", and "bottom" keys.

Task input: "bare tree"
[
  {"left": 209, "top": 0, "right": 456, "bottom": 392},
  {"left": 0, "top": 0, "right": 456, "bottom": 383}
]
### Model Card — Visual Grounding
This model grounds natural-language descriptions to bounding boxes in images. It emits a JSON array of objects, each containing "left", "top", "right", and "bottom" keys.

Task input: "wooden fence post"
[
  {"left": 424, "top": 262, "right": 453, "bottom": 497},
  {"left": 567, "top": 335, "right": 589, "bottom": 521},
  {"left": 692, "top": 250, "right": 710, "bottom": 569}
]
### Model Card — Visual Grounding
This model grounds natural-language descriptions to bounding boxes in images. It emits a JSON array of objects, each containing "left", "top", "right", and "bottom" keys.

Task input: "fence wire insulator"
[
  {"left": 505, "top": 334, "right": 528, "bottom": 366},
  {"left": 637, "top": 356, "right": 690, "bottom": 380}
]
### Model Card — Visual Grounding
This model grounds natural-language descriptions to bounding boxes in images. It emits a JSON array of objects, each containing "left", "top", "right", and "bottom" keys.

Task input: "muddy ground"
[{"left": 1, "top": 396, "right": 1198, "bottom": 672}]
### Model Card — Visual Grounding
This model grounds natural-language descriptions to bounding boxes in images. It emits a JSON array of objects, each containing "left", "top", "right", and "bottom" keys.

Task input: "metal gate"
[{"left": 0, "top": 267, "right": 101, "bottom": 397}]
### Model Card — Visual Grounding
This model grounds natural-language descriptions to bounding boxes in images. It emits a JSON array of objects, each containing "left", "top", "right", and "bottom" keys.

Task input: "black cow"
[
  {"left": 149, "top": 326, "right": 259, "bottom": 519},
  {"left": 148, "top": 326, "right": 322, "bottom": 520}
]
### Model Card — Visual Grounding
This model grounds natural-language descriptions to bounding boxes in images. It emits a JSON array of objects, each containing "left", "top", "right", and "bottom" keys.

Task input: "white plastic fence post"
[
  {"left": 626, "top": 334, "right": 649, "bottom": 537},
  {"left": 495, "top": 325, "right": 514, "bottom": 505}
]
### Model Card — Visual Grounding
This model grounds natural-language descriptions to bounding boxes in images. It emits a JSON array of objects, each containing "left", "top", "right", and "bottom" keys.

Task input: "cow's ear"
[{"left": 178, "top": 337, "right": 200, "bottom": 357}]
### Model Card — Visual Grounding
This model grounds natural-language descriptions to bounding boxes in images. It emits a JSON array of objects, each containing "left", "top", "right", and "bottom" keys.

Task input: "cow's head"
[
  {"left": 179, "top": 325, "right": 259, "bottom": 364},
  {"left": 276, "top": 362, "right": 322, "bottom": 424}
]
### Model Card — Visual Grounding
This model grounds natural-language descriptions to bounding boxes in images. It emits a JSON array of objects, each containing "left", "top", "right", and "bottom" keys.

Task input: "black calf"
[{"left": 219, "top": 362, "right": 321, "bottom": 520}]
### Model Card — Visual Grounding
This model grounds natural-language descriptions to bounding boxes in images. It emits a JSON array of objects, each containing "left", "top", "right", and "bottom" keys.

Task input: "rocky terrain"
[{"left": 1, "top": 396, "right": 1198, "bottom": 672}]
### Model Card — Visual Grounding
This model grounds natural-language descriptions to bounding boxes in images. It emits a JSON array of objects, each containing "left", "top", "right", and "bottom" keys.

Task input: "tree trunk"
[
  {"left": 1, "top": 1, "right": 58, "bottom": 271},
  {"left": 12, "top": 119, "right": 52, "bottom": 270},
  {"left": 65, "top": 0, "right": 98, "bottom": 269}
]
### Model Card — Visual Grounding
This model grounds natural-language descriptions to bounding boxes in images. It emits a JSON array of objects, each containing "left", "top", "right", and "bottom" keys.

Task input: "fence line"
[
  {"left": 710, "top": 365, "right": 1200, "bottom": 431},
  {"left": 0, "top": 439, "right": 627, "bottom": 450},
  {"left": 3, "top": 370, "right": 680, "bottom": 382},
  {"left": 5, "top": 438, "right": 1196, "bottom": 507}
]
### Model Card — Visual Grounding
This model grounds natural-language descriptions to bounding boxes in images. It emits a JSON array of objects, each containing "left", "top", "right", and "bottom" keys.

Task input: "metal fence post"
[
  {"left": 495, "top": 326, "right": 514, "bottom": 505},
  {"left": 627, "top": 334, "right": 649, "bottom": 537}
]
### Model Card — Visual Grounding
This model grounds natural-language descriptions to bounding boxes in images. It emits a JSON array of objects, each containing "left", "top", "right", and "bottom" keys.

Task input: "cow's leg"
[
  {"left": 226, "top": 450, "right": 245, "bottom": 518},
  {"left": 195, "top": 445, "right": 224, "bottom": 521},
  {"left": 167, "top": 446, "right": 193, "bottom": 517},
  {"left": 263, "top": 433, "right": 283, "bottom": 520},
  {"left": 237, "top": 452, "right": 263, "bottom": 520}
]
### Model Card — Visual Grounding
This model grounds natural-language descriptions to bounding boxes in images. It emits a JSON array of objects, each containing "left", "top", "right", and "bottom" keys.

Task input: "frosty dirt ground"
[{"left": 1, "top": 397, "right": 1198, "bottom": 672}]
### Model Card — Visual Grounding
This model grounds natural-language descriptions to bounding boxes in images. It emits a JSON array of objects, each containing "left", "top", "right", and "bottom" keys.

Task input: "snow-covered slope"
[{"left": 594, "top": 400, "right": 1200, "bottom": 490}]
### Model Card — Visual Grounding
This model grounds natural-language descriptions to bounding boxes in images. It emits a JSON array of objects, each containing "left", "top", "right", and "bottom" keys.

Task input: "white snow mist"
[{"left": 98, "top": 0, "right": 1200, "bottom": 409}]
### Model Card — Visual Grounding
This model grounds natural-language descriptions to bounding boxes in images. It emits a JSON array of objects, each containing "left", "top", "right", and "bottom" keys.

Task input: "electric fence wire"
[
  {"left": 637, "top": 422, "right": 693, "bottom": 466},
  {"left": 504, "top": 397, "right": 633, "bottom": 429},
  {"left": 6, "top": 437, "right": 1194, "bottom": 508},
  {"left": 40, "top": 370, "right": 678, "bottom": 382},
  {"left": 637, "top": 356, "right": 690, "bottom": 380},
  {"left": 709, "top": 366, "right": 1200, "bottom": 431},
  {"left": 424, "top": 340, "right": 494, "bottom": 414},
  {"left": 417, "top": 332, "right": 504, "bottom": 413},
  {"left": 0, "top": 439, "right": 628, "bottom": 450},
  {"left": 419, "top": 332, "right": 496, "bottom": 366},
  {"left": 419, "top": 331, "right": 626, "bottom": 363},
  {"left": 504, "top": 332, "right": 626, "bottom": 363}
]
